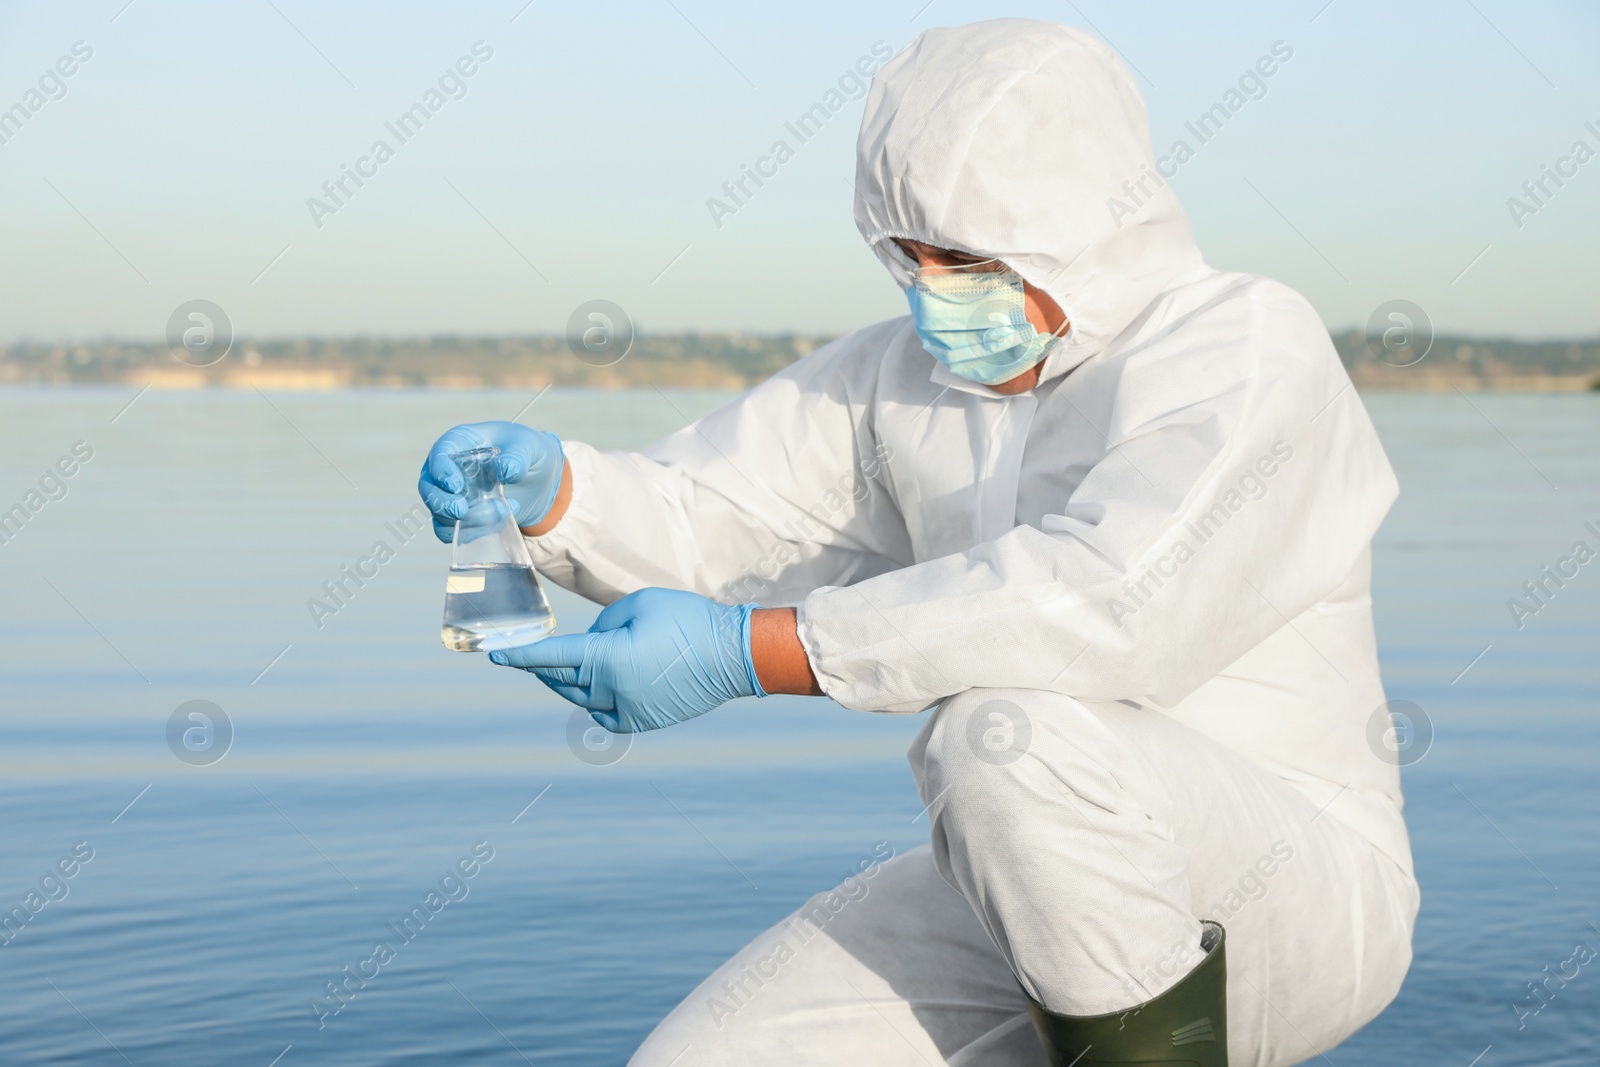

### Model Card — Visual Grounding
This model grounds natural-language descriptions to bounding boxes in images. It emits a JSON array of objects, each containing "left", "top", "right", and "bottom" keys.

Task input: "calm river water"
[{"left": 0, "top": 388, "right": 1596, "bottom": 1066}]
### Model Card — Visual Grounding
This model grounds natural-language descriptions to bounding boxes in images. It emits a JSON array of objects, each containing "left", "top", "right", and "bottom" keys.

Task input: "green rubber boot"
[{"left": 1026, "top": 922, "right": 1228, "bottom": 1067}]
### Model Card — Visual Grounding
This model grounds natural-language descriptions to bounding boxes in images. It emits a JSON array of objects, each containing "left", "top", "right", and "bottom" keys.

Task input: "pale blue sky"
[{"left": 1, "top": 0, "right": 1597, "bottom": 342}]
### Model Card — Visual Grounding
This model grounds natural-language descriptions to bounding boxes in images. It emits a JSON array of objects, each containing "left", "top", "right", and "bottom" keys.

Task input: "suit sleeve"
[
  {"left": 795, "top": 299, "right": 1398, "bottom": 712},
  {"left": 523, "top": 325, "right": 913, "bottom": 608}
]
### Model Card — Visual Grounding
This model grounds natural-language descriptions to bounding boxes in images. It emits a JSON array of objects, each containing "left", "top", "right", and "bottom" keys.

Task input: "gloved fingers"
[
  {"left": 535, "top": 676, "right": 594, "bottom": 708},
  {"left": 424, "top": 422, "right": 497, "bottom": 491},
  {"left": 456, "top": 494, "right": 510, "bottom": 530},
  {"left": 589, "top": 603, "right": 631, "bottom": 633},
  {"left": 587, "top": 709, "right": 626, "bottom": 733},
  {"left": 495, "top": 438, "right": 534, "bottom": 485},
  {"left": 590, "top": 588, "right": 664, "bottom": 632},
  {"left": 418, "top": 477, "right": 468, "bottom": 519},
  {"left": 488, "top": 633, "right": 591, "bottom": 670},
  {"left": 417, "top": 479, "right": 467, "bottom": 542},
  {"left": 528, "top": 665, "right": 581, "bottom": 687},
  {"left": 424, "top": 447, "right": 467, "bottom": 494}
]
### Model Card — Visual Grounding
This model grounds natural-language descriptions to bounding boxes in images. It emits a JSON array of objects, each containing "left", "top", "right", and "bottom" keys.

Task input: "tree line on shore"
[{"left": 2, "top": 331, "right": 1597, "bottom": 390}]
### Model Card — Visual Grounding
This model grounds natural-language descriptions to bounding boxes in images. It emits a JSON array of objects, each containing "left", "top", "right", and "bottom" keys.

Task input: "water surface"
[{"left": 0, "top": 388, "right": 1596, "bottom": 1065}]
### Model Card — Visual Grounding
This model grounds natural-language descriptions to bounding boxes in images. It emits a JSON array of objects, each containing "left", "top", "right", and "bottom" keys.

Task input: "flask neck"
[{"left": 454, "top": 447, "right": 503, "bottom": 505}]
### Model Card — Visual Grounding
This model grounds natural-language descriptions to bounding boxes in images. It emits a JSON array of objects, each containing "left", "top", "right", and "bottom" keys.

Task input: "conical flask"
[{"left": 440, "top": 446, "right": 557, "bottom": 652}]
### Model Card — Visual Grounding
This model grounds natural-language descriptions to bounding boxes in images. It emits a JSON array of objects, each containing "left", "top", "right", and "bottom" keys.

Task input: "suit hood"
[{"left": 854, "top": 19, "right": 1204, "bottom": 383}]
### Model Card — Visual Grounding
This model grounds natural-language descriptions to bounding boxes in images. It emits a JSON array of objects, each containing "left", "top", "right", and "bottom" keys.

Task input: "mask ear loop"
[
  {"left": 993, "top": 260, "right": 1074, "bottom": 346},
  {"left": 910, "top": 258, "right": 1005, "bottom": 281},
  {"left": 1030, "top": 306, "right": 1074, "bottom": 375}
]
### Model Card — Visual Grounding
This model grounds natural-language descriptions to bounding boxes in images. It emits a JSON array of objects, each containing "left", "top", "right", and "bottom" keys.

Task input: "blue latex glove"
[
  {"left": 418, "top": 421, "right": 564, "bottom": 542},
  {"left": 489, "top": 588, "right": 767, "bottom": 733}
]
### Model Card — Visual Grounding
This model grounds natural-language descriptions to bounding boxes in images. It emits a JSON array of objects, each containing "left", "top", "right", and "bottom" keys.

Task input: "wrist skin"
[
  {"left": 519, "top": 457, "right": 573, "bottom": 537},
  {"left": 521, "top": 458, "right": 824, "bottom": 697},
  {"left": 749, "top": 607, "right": 824, "bottom": 696}
]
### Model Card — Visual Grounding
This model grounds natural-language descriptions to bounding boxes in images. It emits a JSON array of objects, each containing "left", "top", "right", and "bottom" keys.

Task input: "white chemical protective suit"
[{"left": 526, "top": 18, "right": 1418, "bottom": 1067}]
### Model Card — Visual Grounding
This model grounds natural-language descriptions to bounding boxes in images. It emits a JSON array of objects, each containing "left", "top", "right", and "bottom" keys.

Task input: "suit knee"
[
  {"left": 947, "top": 693, "right": 1038, "bottom": 768},
  {"left": 915, "top": 691, "right": 1053, "bottom": 827},
  {"left": 915, "top": 690, "right": 1144, "bottom": 831}
]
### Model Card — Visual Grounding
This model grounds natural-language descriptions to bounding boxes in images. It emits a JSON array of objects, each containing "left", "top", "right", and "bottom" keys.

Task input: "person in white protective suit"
[{"left": 417, "top": 19, "right": 1418, "bottom": 1067}]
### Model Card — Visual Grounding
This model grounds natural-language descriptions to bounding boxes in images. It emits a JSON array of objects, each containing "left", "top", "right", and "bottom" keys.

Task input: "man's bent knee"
[{"left": 912, "top": 688, "right": 1125, "bottom": 808}]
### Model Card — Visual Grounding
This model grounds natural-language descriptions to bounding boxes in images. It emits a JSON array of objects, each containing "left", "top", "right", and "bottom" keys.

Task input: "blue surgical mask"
[{"left": 905, "top": 265, "right": 1063, "bottom": 385}]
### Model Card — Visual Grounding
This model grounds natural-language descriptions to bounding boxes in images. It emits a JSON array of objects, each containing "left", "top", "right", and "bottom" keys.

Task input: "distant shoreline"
[{"left": 3, "top": 331, "right": 1596, "bottom": 392}]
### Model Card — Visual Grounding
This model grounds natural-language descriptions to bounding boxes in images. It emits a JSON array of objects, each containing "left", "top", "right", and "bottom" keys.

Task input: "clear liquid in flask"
[
  {"left": 441, "top": 562, "right": 555, "bottom": 652},
  {"left": 439, "top": 445, "right": 556, "bottom": 653}
]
